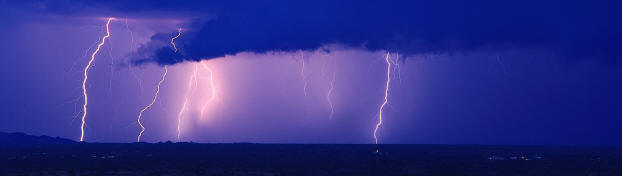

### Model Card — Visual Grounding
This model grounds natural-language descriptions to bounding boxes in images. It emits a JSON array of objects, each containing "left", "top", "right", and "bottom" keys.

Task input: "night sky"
[{"left": 0, "top": 0, "right": 621, "bottom": 145}]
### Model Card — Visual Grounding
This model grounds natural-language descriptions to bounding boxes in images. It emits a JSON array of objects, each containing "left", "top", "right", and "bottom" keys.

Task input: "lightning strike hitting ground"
[
  {"left": 177, "top": 64, "right": 199, "bottom": 141},
  {"left": 300, "top": 51, "right": 308, "bottom": 97},
  {"left": 136, "top": 66, "right": 168, "bottom": 142},
  {"left": 79, "top": 18, "right": 113, "bottom": 142},
  {"left": 167, "top": 27, "right": 197, "bottom": 141},
  {"left": 199, "top": 62, "right": 216, "bottom": 118},
  {"left": 373, "top": 52, "right": 391, "bottom": 145}
]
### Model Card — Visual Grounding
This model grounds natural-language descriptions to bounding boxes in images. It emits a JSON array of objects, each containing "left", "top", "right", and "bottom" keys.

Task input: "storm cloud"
[{"left": 7, "top": 0, "right": 622, "bottom": 65}]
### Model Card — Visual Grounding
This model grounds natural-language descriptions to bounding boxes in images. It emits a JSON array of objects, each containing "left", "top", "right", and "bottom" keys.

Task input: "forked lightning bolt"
[
  {"left": 199, "top": 62, "right": 216, "bottom": 118},
  {"left": 166, "top": 27, "right": 196, "bottom": 141},
  {"left": 177, "top": 64, "right": 198, "bottom": 141},
  {"left": 126, "top": 19, "right": 144, "bottom": 94},
  {"left": 373, "top": 52, "right": 391, "bottom": 145},
  {"left": 136, "top": 66, "right": 168, "bottom": 142},
  {"left": 80, "top": 18, "right": 113, "bottom": 142},
  {"left": 392, "top": 53, "right": 403, "bottom": 85}
]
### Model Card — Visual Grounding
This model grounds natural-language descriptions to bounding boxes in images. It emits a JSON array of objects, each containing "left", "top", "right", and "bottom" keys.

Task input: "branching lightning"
[
  {"left": 393, "top": 53, "right": 403, "bottom": 85},
  {"left": 177, "top": 64, "right": 199, "bottom": 141},
  {"left": 199, "top": 62, "right": 216, "bottom": 118},
  {"left": 165, "top": 27, "right": 198, "bottom": 142},
  {"left": 80, "top": 17, "right": 113, "bottom": 142},
  {"left": 373, "top": 52, "right": 391, "bottom": 145},
  {"left": 136, "top": 66, "right": 168, "bottom": 142},
  {"left": 124, "top": 18, "right": 135, "bottom": 52},
  {"left": 125, "top": 18, "right": 144, "bottom": 94}
]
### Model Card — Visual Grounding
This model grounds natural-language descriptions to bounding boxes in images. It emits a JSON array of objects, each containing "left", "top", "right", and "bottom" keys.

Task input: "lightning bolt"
[
  {"left": 80, "top": 17, "right": 113, "bottom": 142},
  {"left": 165, "top": 27, "right": 197, "bottom": 142},
  {"left": 136, "top": 66, "right": 168, "bottom": 142},
  {"left": 177, "top": 64, "right": 199, "bottom": 141},
  {"left": 125, "top": 18, "right": 144, "bottom": 95},
  {"left": 107, "top": 37, "right": 115, "bottom": 96},
  {"left": 199, "top": 61, "right": 216, "bottom": 118},
  {"left": 393, "top": 53, "right": 403, "bottom": 85},
  {"left": 124, "top": 18, "right": 135, "bottom": 52},
  {"left": 373, "top": 52, "right": 391, "bottom": 146},
  {"left": 300, "top": 51, "right": 308, "bottom": 97},
  {"left": 171, "top": 28, "right": 182, "bottom": 52},
  {"left": 327, "top": 58, "right": 337, "bottom": 120}
]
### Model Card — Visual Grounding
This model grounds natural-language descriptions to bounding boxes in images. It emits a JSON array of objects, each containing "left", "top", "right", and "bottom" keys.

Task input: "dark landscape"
[{"left": 2, "top": 132, "right": 622, "bottom": 175}]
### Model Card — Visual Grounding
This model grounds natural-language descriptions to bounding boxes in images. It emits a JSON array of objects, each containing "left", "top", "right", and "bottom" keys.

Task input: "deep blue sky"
[{"left": 0, "top": 0, "right": 621, "bottom": 145}]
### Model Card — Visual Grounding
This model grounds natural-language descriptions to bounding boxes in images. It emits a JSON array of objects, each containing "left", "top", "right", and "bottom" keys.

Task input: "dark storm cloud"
[
  {"left": 8, "top": 0, "right": 622, "bottom": 65},
  {"left": 131, "top": 32, "right": 185, "bottom": 66}
]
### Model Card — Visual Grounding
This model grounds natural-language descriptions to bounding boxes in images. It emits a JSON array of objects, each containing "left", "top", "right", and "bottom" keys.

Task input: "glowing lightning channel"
[
  {"left": 373, "top": 52, "right": 391, "bottom": 145},
  {"left": 136, "top": 66, "right": 168, "bottom": 142},
  {"left": 125, "top": 18, "right": 144, "bottom": 94},
  {"left": 327, "top": 58, "right": 337, "bottom": 120},
  {"left": 167, "top": 27, "right": 196, "bottom": 142},
  {"left": 177, "top": 64, "right": 199, "bottom": 141},
  {"left": 171, "top": 28, "right": 182, "bottom": 52},
  {"left": 300, "top": 51, "right": 308, "bottom": 97},
  {"left": 199, "top": 62, "right": 216, "bottom": 118},
  {"left": 80, "top": 18, "right": 113, "bottom": 142},
  {"left": 393, "top": 53, "right": 403, "bottom": 85}
]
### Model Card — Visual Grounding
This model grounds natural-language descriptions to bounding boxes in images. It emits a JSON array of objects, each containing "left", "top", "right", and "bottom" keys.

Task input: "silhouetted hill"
[{"left": 0, "top": 132, "right": 75, "bottom": 146}]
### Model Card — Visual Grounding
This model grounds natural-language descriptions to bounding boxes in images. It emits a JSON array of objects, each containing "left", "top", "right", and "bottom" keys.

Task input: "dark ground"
[
  {"left": 2, "top": 142, "right": 622, "bottom": 175},
  {"left": 2, "top": 133, "right": 622, "bottom": 175}
]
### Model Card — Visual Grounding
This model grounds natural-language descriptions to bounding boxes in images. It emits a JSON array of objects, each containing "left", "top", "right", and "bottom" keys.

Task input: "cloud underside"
[{"left": 10, "top": 0, "right": 620, "bottom": 65}]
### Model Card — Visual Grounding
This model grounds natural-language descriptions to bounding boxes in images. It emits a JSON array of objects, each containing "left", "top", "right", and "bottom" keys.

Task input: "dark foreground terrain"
[{"left": 1, "top": 134, "right": 622, "bottom": 175}]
